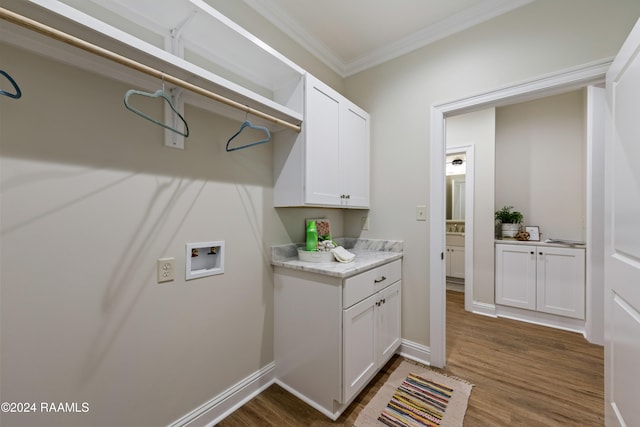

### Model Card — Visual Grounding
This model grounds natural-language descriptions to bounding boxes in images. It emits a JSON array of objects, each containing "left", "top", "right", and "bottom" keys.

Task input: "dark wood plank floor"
[{"left": 218, "top": 290, "right": 604, "bottom": 426}]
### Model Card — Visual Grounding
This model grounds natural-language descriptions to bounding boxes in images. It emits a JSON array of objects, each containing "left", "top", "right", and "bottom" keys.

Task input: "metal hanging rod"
[{"left": 0, "top": 6, "right": 302, "bottom": 133}]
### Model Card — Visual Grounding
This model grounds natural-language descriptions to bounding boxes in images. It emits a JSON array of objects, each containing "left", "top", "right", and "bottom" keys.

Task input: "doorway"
[
  {"left": 428, "top": 60, "right": 609, "bottom": 368},
  {"left": 445, "top": 145, "right": 474, "bottom": 312}
]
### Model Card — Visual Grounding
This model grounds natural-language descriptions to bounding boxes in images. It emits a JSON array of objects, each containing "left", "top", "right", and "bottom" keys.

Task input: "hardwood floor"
[{"left": 218, "top": 290, "right": 604, "bottom": 426}]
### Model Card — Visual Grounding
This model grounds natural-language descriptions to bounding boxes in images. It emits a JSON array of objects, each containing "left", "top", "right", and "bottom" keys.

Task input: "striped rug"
[{"left": 355, "top": 360, "right": 472, "bottom": 427}]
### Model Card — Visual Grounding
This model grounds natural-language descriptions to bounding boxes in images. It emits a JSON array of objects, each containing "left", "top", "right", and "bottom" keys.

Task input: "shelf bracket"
[
  {"left": 166, "top": 10, "right": 198, "bottom": 58},
  {"left": 163, "top": 10, "right": 197, "bottom": 150},
  {"left": 164, "top": 87, "right": 186, "bottom": 149}
]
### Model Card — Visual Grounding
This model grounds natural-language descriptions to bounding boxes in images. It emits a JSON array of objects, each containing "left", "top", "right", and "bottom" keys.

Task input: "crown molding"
[
  {"left": 243, "top": 0, "right": 535, "bottom": 77},
  {"left": 241, "top": 0, "right": 349, "bottom": 76},
  {"left": 345, "top": 0, "right": 535, "bottom": 76}
]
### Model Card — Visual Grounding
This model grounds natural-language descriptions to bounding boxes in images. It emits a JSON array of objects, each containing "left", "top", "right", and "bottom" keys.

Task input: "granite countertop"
[
  {"left": 495, "top": 239, "right": 586, "bottom": 249},
  {"left": 271, "top": 238, "right": 403, "bottom": 278}
]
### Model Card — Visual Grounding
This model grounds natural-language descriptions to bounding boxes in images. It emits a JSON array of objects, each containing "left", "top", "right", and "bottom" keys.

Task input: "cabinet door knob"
[
  {"left": 374, "top": 276, "right": 387, "bottom": 283},
  {"left": 539, "top": 252, "right": 543, "bottom": 255},
  {"left": 530, "top": 251, "right": 534, "bottom": 255}
]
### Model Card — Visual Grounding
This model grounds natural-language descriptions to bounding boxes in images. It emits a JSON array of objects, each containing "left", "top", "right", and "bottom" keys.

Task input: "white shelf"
[{"left": 1, "top": 0, "right": 304, "bottom": 131}]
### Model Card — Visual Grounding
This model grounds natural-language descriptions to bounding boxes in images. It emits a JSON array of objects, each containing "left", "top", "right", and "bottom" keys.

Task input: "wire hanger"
[
  {"left": 124, "top": 75, "right": 189, "bottom": 137},
  {"left": 226, "top": 110, "right": 271, "bottom": 152},
  {"left": 0, "top": 70, "right": 22, "bottom": 99}
]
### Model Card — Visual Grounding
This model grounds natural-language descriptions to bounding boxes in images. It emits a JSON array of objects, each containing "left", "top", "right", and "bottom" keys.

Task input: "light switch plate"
[
  {"left": 416, "top": 205, "right": 427, "bottom": 221},
  {"left": 361, "top": 215, "right": 369, "bottom": 230}
]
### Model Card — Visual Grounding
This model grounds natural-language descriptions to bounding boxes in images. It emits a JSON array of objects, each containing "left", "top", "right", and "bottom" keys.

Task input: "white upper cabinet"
[
  {"left": 275, "top": 73, "right": 370, "bottom": 208},
  {"left": 340, "top": 103, "right": 370, "bottom": 207},
  {"left": 305, "top": 78, "right": 343, "bottom": 205}
]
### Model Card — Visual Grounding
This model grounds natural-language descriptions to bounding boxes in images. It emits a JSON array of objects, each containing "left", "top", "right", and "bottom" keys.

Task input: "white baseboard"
[
  {"left": 496, "top": 304, "right": 585, "bottom": 334},
  {"left": 273, "top": 380, "right": 343, "bottom": 421},
  {"left": 168, "top": 362, "right": 275, "bottom": 427},
  {"left": 398, "top": 339, "right": 431, "bottom": 366},
  {"left": 471, "top": 301, "right": 497, "bottom": 317}
]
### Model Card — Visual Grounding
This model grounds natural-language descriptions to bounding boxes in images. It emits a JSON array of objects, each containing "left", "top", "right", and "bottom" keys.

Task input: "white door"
[
  {"left": 342, "top": 293, "right": 377, "bottom": 403},
  {"left": 604, "top": 18, "right": 640, "bottom": 427},
  {"left": 377, "top": 281, "right": 402, "bottom": 364},
  {"left": 340, "top": 103, "right": 370, "bottom": 207},
  {"left": 536, "top": 247, "right": 585, "bottom": 319},
  {"left": 495, "top": 244, "right": 536, "bottom": 310},
  {"left": 449, "top": 246, "right": 465, "bottom": 279},
  {"left": 305, "top": 75, "right": 341, "bottom": 205}
]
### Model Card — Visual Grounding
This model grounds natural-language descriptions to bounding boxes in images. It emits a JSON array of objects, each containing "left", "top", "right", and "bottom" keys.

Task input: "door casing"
[{"left": 429, "top": 58, "right": 611, "bottom": 368}]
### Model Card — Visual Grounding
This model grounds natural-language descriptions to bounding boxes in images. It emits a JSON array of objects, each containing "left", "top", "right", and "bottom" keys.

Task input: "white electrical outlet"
[{"left": 157, "top": 257, "right": 175, "bottom": 283}]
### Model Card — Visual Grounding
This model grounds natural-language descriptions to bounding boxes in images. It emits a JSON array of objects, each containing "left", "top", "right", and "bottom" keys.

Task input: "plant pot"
[{"left": 501, "top": 223, "right": 521, "bottom": 238}]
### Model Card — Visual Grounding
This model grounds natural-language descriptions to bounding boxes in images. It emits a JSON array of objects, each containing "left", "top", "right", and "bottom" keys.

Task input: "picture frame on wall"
[{"left": 525, "top": 226, "right": 540, "bottom": 241}]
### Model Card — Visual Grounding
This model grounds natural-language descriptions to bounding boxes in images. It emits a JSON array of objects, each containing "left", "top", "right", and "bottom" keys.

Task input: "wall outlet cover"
[{"left": 157, "top": 257, "right": 175, "bottom": 283}]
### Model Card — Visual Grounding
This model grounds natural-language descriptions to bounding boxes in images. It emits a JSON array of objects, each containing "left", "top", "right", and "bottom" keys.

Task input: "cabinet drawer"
[{"left": 343, "top": 260, "right": 401, "bottom": 308}]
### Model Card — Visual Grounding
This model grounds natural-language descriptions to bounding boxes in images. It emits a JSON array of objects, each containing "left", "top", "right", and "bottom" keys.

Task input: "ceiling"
[{"left": 242, "top": 0, "right": 535, "bottom": 77}]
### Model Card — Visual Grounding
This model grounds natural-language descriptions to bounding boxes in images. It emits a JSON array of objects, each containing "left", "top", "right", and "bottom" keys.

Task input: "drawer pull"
[{"left": 374, "top": 276, "right": 387, "bottom": 283}]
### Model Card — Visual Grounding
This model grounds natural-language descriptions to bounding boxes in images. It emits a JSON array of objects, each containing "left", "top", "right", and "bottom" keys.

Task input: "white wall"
[
  {"left": 446, "top": 109, "right": 496, "bottom": 305},
  {"left": 496, "top": 90, "right": 586, "bottom": 242},
  {"left": 0, "top": 43, "right": 342, "bottom": 427},
  {"left": 344, "top": 0, "right": 640, "bottom": 346}
]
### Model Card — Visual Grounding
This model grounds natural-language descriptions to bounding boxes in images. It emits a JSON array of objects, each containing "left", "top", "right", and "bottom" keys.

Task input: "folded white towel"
[{"left": 331, "top": 246, "right": 355, "bottom": 263}]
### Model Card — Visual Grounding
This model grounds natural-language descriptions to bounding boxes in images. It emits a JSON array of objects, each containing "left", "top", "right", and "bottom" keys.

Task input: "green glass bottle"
[{"left": 306, "top": 220, "right": 318, "bottom": 251}]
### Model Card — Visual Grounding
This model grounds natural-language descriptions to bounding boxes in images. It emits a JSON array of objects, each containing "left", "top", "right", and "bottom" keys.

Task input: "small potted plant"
[{"left": 495, "top": 205, "right": 523, "bottom": 238}]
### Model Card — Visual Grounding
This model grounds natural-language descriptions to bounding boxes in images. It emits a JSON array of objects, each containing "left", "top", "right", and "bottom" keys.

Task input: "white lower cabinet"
[
  {"left": 495, "top": 243, "right": 585, "bottom": 319},
  {"left": 342, "top": 280, "right": 401, "bottom": 403},
  {"left": 446, "top": 245, "right": 465, "bottom": 279},
  {"left": 274, "top": 259, "right": 401, "bottom": 420}
]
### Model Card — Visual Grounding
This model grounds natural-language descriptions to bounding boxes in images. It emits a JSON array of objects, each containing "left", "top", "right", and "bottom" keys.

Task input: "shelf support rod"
[{"left": 0, "top": 6, "right": 302, "bottom": 133}]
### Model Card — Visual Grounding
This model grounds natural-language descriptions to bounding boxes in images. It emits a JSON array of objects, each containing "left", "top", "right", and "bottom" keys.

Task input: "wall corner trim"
[{"left": 398, "top": 339, "right": 431, "bottom": 366}]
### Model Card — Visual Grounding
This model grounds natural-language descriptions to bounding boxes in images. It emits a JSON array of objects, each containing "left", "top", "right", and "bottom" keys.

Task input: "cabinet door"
[
  {"left": 449, "top": 246, "right": 465, "bottom": 279},
  {"left": 342, "top": 293, "right": 377, "bottom": 403},
  {"left": 378, "top": 281, "right": 401, "bottom": 365},
  {"left": 340, "top": 103, "right": 370, "bottom": 207},
  {"left": 536, "top": 247, "right": 585, "bottom": 319},
  {"left": 305, "top": 75, "right": 342, "bottom": 205},
  {"left": 495, "top": 244, "right": 536, "bottom": 310}
]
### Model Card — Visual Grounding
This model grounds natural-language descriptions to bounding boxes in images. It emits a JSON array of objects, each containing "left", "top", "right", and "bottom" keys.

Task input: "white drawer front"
[{"left": 343, "top": 260, "right": 401, "bottom": 308}]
